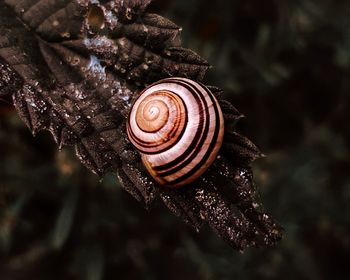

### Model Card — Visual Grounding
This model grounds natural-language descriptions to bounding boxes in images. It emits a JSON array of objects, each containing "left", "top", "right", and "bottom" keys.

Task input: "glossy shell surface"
[{"left": 127, "top": 78, "right": 224, "bottom": 188}]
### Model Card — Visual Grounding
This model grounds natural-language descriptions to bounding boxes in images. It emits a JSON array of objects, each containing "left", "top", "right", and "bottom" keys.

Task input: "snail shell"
[{"left": 127, "top": 78, "right": 224, "bottom": 188}]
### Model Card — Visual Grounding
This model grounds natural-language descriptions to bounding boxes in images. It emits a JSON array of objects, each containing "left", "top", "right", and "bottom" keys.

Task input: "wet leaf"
[{"left": 0, "top": 0, "right": 282, "bottom": 250}]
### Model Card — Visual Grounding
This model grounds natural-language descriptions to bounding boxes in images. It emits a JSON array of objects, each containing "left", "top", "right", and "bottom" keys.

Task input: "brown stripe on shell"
[
  {"left": 126, "top": 77, "right": 225, "bottom": 188},
  {"left": 152, "top": 79, "right": 207, "bottom": 173},
  {"left": 127, "top": 90, "right": 187, "bottom": 154},
  {"left": 165, "top": 79, "right": 224, "bottom": 186},
  {"left": 151, "top": 80, "right": 211, "bottom": 183}
]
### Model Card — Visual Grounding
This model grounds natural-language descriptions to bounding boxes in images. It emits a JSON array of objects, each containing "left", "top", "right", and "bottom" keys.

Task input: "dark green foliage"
[{"left": 0, "top": 0, "right": 349, "bottom": 279}]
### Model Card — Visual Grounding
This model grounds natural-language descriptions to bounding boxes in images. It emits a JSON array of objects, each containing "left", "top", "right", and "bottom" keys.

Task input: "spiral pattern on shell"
[{"left": 127, "top": 78, "right": 225, "bottom": 188}]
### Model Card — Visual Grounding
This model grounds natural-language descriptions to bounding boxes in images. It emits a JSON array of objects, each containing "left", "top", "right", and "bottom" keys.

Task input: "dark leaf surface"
[{"left": 0, "top": 0, "right": 282, "bottom": 250}]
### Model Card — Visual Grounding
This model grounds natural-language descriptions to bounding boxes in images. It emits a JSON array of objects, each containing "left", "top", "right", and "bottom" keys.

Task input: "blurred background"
[{"left": 1, "top": 0, "right": 350, "bottom": 279}]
